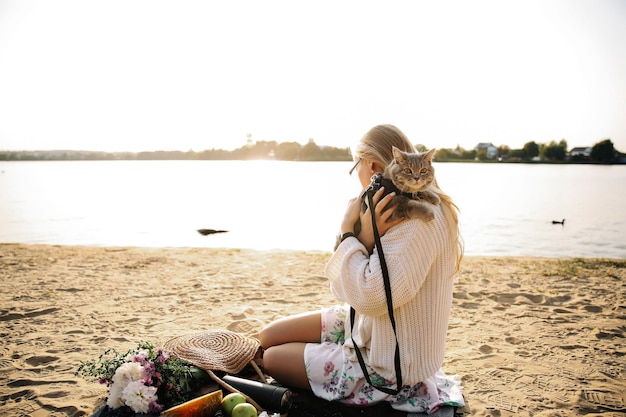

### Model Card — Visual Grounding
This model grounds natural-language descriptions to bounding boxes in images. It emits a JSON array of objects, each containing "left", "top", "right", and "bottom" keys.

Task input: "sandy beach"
[{"left": 0, "top": 243, "right": 624, "bottom": 417}]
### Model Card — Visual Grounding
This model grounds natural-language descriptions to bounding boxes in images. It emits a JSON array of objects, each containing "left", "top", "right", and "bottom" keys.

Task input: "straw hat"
[{"left": 163, "top": 329, "right": 260, "bottom": 374}]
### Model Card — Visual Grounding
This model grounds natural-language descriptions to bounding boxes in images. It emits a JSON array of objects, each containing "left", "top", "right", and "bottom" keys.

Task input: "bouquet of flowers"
[{"left": 76, "top": 342, "right": 210, "bottom": 415}]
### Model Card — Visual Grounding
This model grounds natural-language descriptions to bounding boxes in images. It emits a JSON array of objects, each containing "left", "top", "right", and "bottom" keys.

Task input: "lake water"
[{"left": 1, "top": 160, "right": 625, "bottom": 258}]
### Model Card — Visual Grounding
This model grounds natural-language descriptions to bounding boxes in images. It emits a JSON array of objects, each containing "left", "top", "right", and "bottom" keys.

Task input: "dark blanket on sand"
[
  {"left": 88, "top": 358, "right": 461, "bottom": 417},
  {"left": 90, "top": 390, "right": 458, "bottom": 417},
  {"left": 287, "top": 389, "right": 458, "bottom": 417},
  {"left": 89, "top": 364, "right": 461, "bottom": 417}
]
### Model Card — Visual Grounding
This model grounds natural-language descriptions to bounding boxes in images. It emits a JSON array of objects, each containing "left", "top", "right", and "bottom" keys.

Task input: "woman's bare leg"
[
  {"left": 263, "top": 342, "right": 310, "bottom": 389},
  {"left": 258, "top": 311, "right": 321, "bottom": 389},
  {"left": 259, "top": 311, "right": 321, "bottom": 348}
]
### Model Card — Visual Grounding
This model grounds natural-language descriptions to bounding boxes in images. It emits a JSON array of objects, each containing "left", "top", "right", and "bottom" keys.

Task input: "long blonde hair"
[{"left": 355, "top": 124, "right": 464, "bottom": 272}]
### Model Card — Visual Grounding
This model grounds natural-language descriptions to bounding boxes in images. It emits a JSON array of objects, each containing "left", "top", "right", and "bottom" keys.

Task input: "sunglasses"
[{"left": 348, "top": 158, "right": 361, "bottom": 175}]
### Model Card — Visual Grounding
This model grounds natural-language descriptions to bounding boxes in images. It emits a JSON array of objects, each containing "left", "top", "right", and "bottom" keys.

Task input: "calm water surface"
[{"left": 1, "top": 161, "right": 624, "bottom": 258}]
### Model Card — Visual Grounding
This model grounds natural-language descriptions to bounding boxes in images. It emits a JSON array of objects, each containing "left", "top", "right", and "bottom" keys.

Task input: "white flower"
[
  {"left": 112, "top": 361, "right": 143, "bottom": 385},
  {"left": 107, "top": 362, "right": 147, "bottom": 410},
  {"left": 106, "top": 382, "right": 125, "bottom": 409},
  {"left": 121, "top": 380, "right": 158, "bottom": 413}
]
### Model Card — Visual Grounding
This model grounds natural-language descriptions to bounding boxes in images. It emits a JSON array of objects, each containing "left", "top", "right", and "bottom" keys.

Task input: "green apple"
[
  {"left": 221, "top": 392, "right": 247, "bottom": 415},
  {"left": 231, "top": 402, "right": 258, "bottom": 417}
]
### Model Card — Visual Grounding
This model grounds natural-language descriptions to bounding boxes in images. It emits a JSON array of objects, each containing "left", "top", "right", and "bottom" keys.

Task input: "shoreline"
[{"left": 1, "top": 244, "right": 624, "bottom": 416}]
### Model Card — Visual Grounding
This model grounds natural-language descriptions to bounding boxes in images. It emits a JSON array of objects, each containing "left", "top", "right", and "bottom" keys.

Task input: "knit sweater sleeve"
[{"left": 325, "top": 218, "right": 441, "bottom": 316}]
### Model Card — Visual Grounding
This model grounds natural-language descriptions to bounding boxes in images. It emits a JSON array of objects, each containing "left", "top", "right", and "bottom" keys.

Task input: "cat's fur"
[{"left": 334, "top": 147, "right": 440, "bottom": 250}]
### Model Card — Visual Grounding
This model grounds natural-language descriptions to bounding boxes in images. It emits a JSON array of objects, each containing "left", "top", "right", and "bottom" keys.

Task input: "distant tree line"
[
  {"left": 433, "top": 138, "right": 623, "bottom": 164},
  {"left": 1, "top": 138, "right": 623, "bottom": 164},
  {"left": 0, "top": 140, "right": 352, "bottom": 162},
  {"left": 184, "top": 140, "right": 352, "bottom": 161}
]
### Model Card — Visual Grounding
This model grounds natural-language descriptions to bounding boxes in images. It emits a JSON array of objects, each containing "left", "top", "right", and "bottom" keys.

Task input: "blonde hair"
[{"left": 355, "top": 124, "right": 464, "bottom": 272}]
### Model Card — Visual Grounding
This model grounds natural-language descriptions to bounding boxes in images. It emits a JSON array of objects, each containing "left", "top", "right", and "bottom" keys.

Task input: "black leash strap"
[{"left": 349, "top": 189, "right": 403, "bottom": 395}]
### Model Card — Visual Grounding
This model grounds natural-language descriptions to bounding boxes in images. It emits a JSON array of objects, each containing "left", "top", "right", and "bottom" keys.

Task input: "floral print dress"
[{"left": 303, "top": 305, "right": 464, "bottom": 414}]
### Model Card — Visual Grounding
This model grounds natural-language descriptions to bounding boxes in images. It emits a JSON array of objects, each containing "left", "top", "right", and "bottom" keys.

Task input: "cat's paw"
[
  {"left": 406, "top": 202, "right": 435, "bottom": 222},
  {"left": 422, "top": 210, "right": 435, "bottom": 222},
  {"left": 422, "top": 191, "right": 440, "bottom": 205}
]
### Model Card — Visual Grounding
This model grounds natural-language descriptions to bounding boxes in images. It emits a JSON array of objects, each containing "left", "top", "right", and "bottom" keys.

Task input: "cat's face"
[{"left": 386, "top": 147, "right": 436, "bottom": 193}]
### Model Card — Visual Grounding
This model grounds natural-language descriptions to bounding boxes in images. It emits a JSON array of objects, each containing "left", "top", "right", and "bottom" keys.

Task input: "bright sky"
[{"left": 1, "top": 0, "right": 625, "bottom": 153}]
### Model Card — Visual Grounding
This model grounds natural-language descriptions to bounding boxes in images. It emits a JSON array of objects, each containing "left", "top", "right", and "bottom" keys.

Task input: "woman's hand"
[
  {"left": 340, "top": 195, "right": 363, "bottom": 235},
  {"left": 358, "top": 187, "right": 404, "bottom": 252}
]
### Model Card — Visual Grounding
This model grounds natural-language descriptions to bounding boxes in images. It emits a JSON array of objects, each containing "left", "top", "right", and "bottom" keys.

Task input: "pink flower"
[
  {"left": 142, "top": 361, "right": 156, "bottom": 384},
  {"left": 323, "top": 361, "right": 335, "bottom": 377},
  {"left": 132, "top": 351, "right": 149, "bottom": 365},
  {"left": 156, "top": 350, "right": 169, "bottom": 363},
  {"left": 148, "top": 401, "right": 164, "bottom": 414}
]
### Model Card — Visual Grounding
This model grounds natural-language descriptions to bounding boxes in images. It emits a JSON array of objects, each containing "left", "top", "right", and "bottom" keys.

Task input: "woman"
[{"left": 259, "top": 124, "right": 464, "bottom": 413}]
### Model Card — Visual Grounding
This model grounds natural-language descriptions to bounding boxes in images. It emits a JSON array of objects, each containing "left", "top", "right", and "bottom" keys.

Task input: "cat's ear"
[
  {"left": 423, "top": 148, "right": 436, "bottom": 164},
  {"left": 392, "top": 146, "right": 406, "bottom": 163}
]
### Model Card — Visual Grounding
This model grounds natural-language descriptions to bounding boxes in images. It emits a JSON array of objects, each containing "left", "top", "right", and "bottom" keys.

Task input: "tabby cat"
[{"left": 381, "top": 146, "right": 440, "bottom": 222}]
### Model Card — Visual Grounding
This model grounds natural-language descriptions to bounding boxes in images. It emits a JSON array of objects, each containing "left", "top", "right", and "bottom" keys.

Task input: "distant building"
[
  {"left": 474, "top": 142, "right": 498, "bottom": 159},
  {"left": 569, "top": 147, "right": 592, "bottom": 158}
]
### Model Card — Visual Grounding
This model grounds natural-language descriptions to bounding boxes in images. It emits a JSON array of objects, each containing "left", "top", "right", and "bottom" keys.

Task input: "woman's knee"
[
  {"left": 259, "top": 311, "right": 322, "bottom": 349},
  {"left": 261, "top": 345, "right": 281, "bottom": 373},
  {"left": 258, "top": 321, "right": 281, "bottom": 349},
  {"left": 263, "top": 343, "right": 310, "bottom": 390}
]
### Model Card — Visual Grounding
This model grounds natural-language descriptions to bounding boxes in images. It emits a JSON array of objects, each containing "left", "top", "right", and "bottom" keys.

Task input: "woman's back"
[{"left": 326, "top": 203, "right": 456, "bottom": 384}]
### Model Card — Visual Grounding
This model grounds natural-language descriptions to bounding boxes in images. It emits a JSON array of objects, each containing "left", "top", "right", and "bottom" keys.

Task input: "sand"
[{"left": 0, "top": 243, "right": 624, "bottom": 417}]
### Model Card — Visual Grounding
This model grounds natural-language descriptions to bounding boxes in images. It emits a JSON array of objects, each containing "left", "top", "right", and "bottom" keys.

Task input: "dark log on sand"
[{"left": 197, "top": 229, "right": 228, "bottom": 236}]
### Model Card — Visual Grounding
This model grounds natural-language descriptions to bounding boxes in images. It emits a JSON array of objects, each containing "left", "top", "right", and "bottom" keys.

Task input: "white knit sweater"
[{"left": 324, "top": 204, "right": 457, "bottom": 384}]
